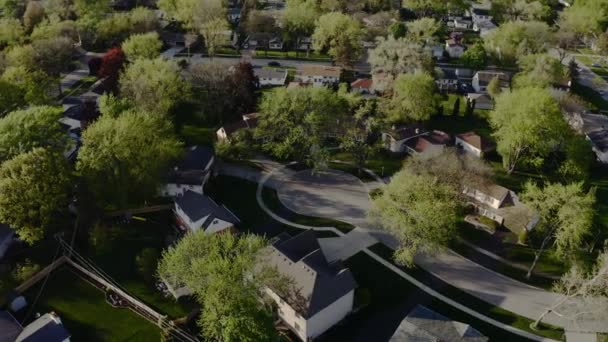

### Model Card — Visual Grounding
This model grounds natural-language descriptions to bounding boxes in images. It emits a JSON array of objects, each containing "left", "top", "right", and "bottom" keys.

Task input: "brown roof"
[
  {"left": 456, "top": 131, "right": 494, "bottom": 152},
  {"left": 221, "top": 113, "right": 258, "bottom": 137},
  {"left": 385, "top": 125, "right": 427, "bottom": 141},
  {"left": 299, "top": 65, "right": 342, "bottom": 78},
  {"left": 475, "top": 71, "right": 510, "bottom": 86},
  {"left": 351, "top": 78, "right": 373, "bottom": 89},
  {"left": 405, "top": 131, "right": 451, "bottom": 153}
]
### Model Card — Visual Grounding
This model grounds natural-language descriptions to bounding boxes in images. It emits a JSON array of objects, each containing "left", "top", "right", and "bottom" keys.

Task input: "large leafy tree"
[
  {"left": 255, "top": 87, "right": 349, "bottom": 161},
  {"left": 32, "top": 37, "right": 74, "bottom": 94},
  {"left": 98, "top": 47, "right": 125, "bottom": 93},
  {"left": 1, "top": 67, "right": 55, "bottom": 107},
  {"left": 77, "top": 111, "right": 182, "bottom": 209},
  {"left": 489, "top": 87, "right": 570, "bottom": 173},
  {"left": 0, "top": 106, "right": 66, "bottom": 162},
  {"left": 369, "top": 167, "right": 459, "bottom": 266},
  {"left": 121, "top": 32, "right": 162, "bottom": 60},
  {"left": 157, "top": 232, "right": 281, "bottom": 342},
  {"left": 119, "top": 58, "right": 189, "bottom": 115},
  {"left": 312, "top": 12, "right": 363, "bottom": 66},
  {"left": 368, "top": 36, "right": 432, "bottom": 92},
  {"left": 558, "top": 0, "right": 607, "bottom": 41},
  {"left": 513, "top": 53, "right": 567, "bottom": 89},
  {"left": 483, "top": 20, "right": 552, "bottom": 65},
  {"left": 0, "top": 148, "right": 71, "bottom": 244},
  {"left": 282, "top": 0, "right": 318, "bottom": 47},
  {"left": 383, "top": 71, "right": 437, "bottom": 123},
  {"left": 405, "top": 17, "right": 440, "bottom": 45},
  {"left": 402, "top": 0, "right": 467, "bottom": 16},
  {"left": 522, "top": 182, "right": 595, "bottom": 278},
  {"left": 460, "top": 42, "right": 488, "bottom": 70},
  {"left": 0, "top": 18, "right": 24, "bottom": 48},
  {"left": 490, "top": 0, "right": 554, "bottom": 23}
]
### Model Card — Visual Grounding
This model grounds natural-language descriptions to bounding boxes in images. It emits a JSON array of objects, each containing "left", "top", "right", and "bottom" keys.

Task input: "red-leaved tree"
[{"left": 98, "top": 47, "right": 126, "bottom": 93}]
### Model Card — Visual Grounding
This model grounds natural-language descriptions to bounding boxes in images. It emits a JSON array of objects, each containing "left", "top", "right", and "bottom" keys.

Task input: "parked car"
[{"left": 268, "top": 61, "right": 281, "bottom": 67}]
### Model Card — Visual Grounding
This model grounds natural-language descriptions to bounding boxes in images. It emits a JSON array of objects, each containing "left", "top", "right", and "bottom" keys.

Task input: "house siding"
[{"left": 455, "top": 137, "right": 482, "bottom": 157}]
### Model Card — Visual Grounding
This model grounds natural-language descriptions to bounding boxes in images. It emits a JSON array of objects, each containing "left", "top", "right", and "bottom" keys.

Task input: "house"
[
  {"left": 467, "top": 93, "right": 494, "bottom": 110},
  {"left": 566, "top": 112, "right": 608, "bottom": 164},
  {"left": 174, "top": 190, "right": 239, "bottom": 233},
  {"left": 390, "top": 305, "right": 488, "bottom": 342},
  {"left": 463, "top": 184, "right": 538, "bottom": 232},
  {"left": 472, "top": 71, "right": 510, "bottom": 93},
  {"left": 473, "top": 20, "right": 497, "bottom": 36},
  {"left": 243, "top": 33, "right": 273, "bottom": 50},
  {"left": 254, "top": 68, "right": 288, "bottom": 87},
  {"left": 445, "top": 39, "right": 465, "bottom": 58},
  {"left": 453, "top": 17, "right": 472, "bottom": 30},
  {"left": 261, "top": 231, "right": 357, "bottom": 341},
  {"left": 269, "top": 37, "right": 284, "bottom": 50},
  {"left": 350, "top": 78, "right": 374, "bottom": 95},
  {"left": 216, "top": 113, "right": 259, "bottom": 142},
  {"left": 470, "top": 7, "right": 493, "bottom": 24},
  {"left": 430, "top": 44, "right": 445, "bottom": 59},
  {"left": 296, "top": 37, "right": 314, "bottom": 51},
  {"left": 160, "top": 145, "right": 215, "bottom": 197},
  {"left": 0, "top": 224, "right": 15, "bottom": 261},
  {"left": 436, "top": 69, "right": 459, "bottom": 92},
  {"left": 404, "top": 131, "right": 451, "bottom": 157},
  {"left": 219, "top": 30, "right": 239, "bottom": 48},
  {"left": 382, "top": 125, "right": 428, "bottom": 153},
  {"left": 16, "top": 312, "right": 71, "bottom": 342},
  {"left": 296, "top": 65, "right": 342, "bottom": 87},
  {"left": 227, "top": 7, "right": 241, "bottom": 23},
  {"left": 455, "top": 132, "right": 494, "bottom": 157}
]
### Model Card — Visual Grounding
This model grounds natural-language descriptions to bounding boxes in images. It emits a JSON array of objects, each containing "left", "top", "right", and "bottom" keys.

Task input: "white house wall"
[
  {"left": 455, "top": 138, "right": 482, "bottom": 157},
  {"left": 265, "top": 288, "right": 308, "bottom": 341},
  {"left": 161, "top": 184, "right": 203, "bottom": 197},
  {"left": 175, "top": 205, "right": 208, "bottom": 231},
  {"left": 205, "top": 219, "right": 234, "bottom": 234},
  {"left": 464, "top": 188, "right": 501, "bottom": 209},
  {"left": 306, "top": 290, "right": 354, "bottom": 339}
]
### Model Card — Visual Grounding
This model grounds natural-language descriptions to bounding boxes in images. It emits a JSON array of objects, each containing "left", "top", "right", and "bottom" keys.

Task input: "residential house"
[
  {"left": 350, "top": 78, "right": 374, "bottom": 95},
  {"left": 160, "top": 145, "right": 215, "bottom": 197},
  {"left": 404, "top": 130, "right": 451, "bottom": 157},
  {"left": 471, "top": 71, "right": 510, "bottom": 93},
  {"left": 382, "top": 125, "right": 429, "bottom": 153},
  {"left": 470, "top": 7, "right": 492, "bottom": 24},
  {"left": 269, "top": 37, "right": 284, "bottom": 50},
  {"left": 174, "top": 190, "right": 239, "bottom": 233},
  {"left": 430, "top": 44, "right": 445, "bottom": 59},
  {"left": 436, "top": 69, "right": 459, "bottom": 92},
  {"left": 452, "top": 17, "right": 472, "bottom": 30},
  {"left": 261, "top": 231, "right": 357, "bottom": 341},
  {"left": 445, "top": 39, "right": 465, "bottom": 58},
  {"left": 467, "top": 93, "right": 494, "bottom": 110},
  {"left": 227, "top": 7, "right": 241, "bottom": 23},
  {"left": 473, "top": 20, "right": 498, "bottom": 36},
  {"left": 255, "top": 68, "right": 289, "bottom": 87},
  {"left": 216, "top": 113, "right": 258, "bottom": 142},
  {"left": 0, "top": 224, "right": 14, "bottom": 261},
  {"left": 296, "top": 37, "right": 314, "bottom": 51},
  {"left": 11, "top": 312, "right": 71, "bottom": 342},
  {"left": 463, "top": 184, "right": 538, "bottom": 233},
  {"left": 390, "top": 305, "right": 488, "bottom": 342},
  {"left": 243, "top": 33, "right": 273, "bottom": 50},
  {"left": 219, "top": 30, "right": 239, "bottom": 48},
  {"left": 296, "top": 65, "right": 342, "bottom": 87},
  {"left": 567, "top": 112, "right": 608, "bottom": 163},
  {"left": 455, "top": 132, "right": 494, "bottom": 157}
]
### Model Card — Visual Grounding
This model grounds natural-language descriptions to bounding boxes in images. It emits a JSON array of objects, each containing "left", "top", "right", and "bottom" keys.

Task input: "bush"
[
  {"left": 518, "top": 229, "right": 528, "bottom": 245},
  {"left": 12, "top": 259, "right": 41, "bottom": 283},
  {"left": 135, "top": 247, "right": 160, "bottom": 281}
]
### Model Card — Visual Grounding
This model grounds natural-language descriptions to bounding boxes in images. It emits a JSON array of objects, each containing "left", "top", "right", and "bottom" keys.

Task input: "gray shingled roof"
[
  {"left": 175, "top": 190, "right": 239, "bottom": 227},
  {"left": 264, "top": 231, "right": 357, "bottom": 318},
  {"left": 0, "top": 311, "right": 22, "bottom": 342},
  {"left": 16, "top": 313, "right": 70, "bottom": 342},
  {"left": 176, "top": 145, "right": 214, "bottom": 171},
  {"left": 390, "top": 305, "right": 488, "bottom": 342}
]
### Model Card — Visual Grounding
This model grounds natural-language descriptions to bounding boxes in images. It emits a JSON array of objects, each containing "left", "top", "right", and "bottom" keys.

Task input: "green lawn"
[
  {"left": 179, "top": 125, "right": 216, "bottom": 146},
  {"left": 22, "top": 267, "right": 161, "bottom": 341},
  {"left": 328, "top": 162, "right": 378, "bottom": 182},
  {"left": 429, "top": 109, "right": 494, "bottom": 140},
  {"left": 368, "top": 244, "right": 564, "bottom": 341},
  {"left": 79, "top": 211, "right": 195, "bottom": 319},
  {"left": 438, "top": 94, "right": 469, "bottom": 116},
  {"left": 330, "top": 150, "right": 404, "bottom": 178}
]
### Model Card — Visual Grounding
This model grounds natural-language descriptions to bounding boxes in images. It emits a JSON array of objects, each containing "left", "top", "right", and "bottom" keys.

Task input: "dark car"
[{"left": 267, "top": 61, "right": 281, "bottom": 67}]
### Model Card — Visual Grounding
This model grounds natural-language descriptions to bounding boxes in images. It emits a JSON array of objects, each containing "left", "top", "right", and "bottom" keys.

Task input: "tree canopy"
[
  {"left": 122, "top": 32, "right": 162, "bottom": 60},
  {"left": 77, "top": 111, "right": 182, "bottom": 209},
  {"left": 513, "top": 53, "right": 567, "bottom": 89},
  {"left": 383, "top": 71, "right": 437, "bottom": 123},
  {"left": 312, "top": 12, "right": 364, "bottom": 66},
  {"left": 483, "top": 20, "right": 552, "bottom": 65},
  {"left": 0, "top": 148, "right": 71, "bottom": 244}
]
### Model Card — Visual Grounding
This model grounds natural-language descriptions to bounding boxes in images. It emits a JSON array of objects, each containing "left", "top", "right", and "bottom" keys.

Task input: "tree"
[
  {"left": 0, "top": 0, "right": 26, "bottom": 18},
  {"left": 460, "top": 42, "right": 488, "bottom": 70},
  {"left": 513, "top": 53, "right": 566, "bottom": 89},
  {"left": 483, "top": 20, "right": 552, "bottom": 65},
  {"left": 534, "top": 249, "right": 608, "bottom": 329},
  {"left": 199, "top": 18, "right": 229, "bottom": 58},
  {"left": 122, "top": 32, "right": 162, "bottom": 60},
  {"left": 0, "top": 80, "right": 24, "bottom": 114},
  {"left": 245, "top": 10, "right": 276, "bottom": 34},
  {"left": 120, "top": 58, "right": 189, "bottom": 115},
  {"left": 490, "top": 0, "right": 553, "bottom": 23},
  {"left": 255, "top": 87, "right": 349, "bottom": 161},
  {"left": 487, "top": 76, "right": 502, "bottom": 98},
  {"left": 129, "top": 6, "right": 159, "bottom": 33},
  {"left": 0, "top": 106, "right": 66, "bottom": 162},
  {"left": 406, "top": 17, "right": 440, "bottom": 45},
  {"left": 0, "top": 18, "right": 25, "bottom": 48},
  {"left": 30, "top": 18, "right": 79, "bottom": 42},
  {"left": 98, "top": 93, "right": 131, "bottom": 117},
  {"left": 32, "top": 37, "right": 74, "bottom": 94},
  {"left": 98, "top": 47, "right": 125, "bottom": 93},
  {"left": 157, "top": 232, "right": 281, "bottom": 342},
  {"left": 44, "top": 0, "right": 76, "bottom": 20},
  {"left": 231, "top": 62, "right": 258, "bottom": 115},
  {"left": 522, "top": 182, "right": 595, "bottom": 278},
  {"left": 1, "top": 66, "right": 55, "bottom": 106},
  {"left": 402, "top": 0, "right": 467, "bottom": 17},
  {"left": 312, "top": 12, "right": 363, "bottom": 66},
  {"left": 77, "top": 111, "right": 182, "bottom": 209},
  {"left": 0, "top": 148, "right": 71, "bottom": 244},
  {"left": 384, "top": 71, "right": 437, "bottom": 123},
  {"left": 74, "top": 0, "right": 110, "bottom": 19},
  {"left": 558, "top": 0, "right": 607, "bottom": 41},
  {"left": 135, "top": 248, "right": 160, "bottom": 281},
  {"left": 22, "top": 0, "right": 45, "bottom": 32},
  {"left": 489, "top": 87, "right": 570, "bottom": 173},
  {"left": 368, "top": 37, "right": 432, "bottom": 92},
  {"left": 388, "top": 21, "right": 407, "bottom": 39},
  {"left": 4, "top": 44, "right": 37, "bottom": 71},
  {"left": 282, "top": 0, "right": 318, "bottom": 48},
  {"left": 369, "top": 167, "right": 459, "bottom": 266}
]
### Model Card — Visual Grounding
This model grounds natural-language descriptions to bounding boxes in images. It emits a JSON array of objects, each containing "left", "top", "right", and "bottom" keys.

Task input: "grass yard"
[
  {"left": 438, "top": 94, "right": 469, "bottom": 116},
  {"left": 327, "top": 162, "right": 378, "bottom": 182},
  {"left": 21, "top": 267, "right": 161, "bottom": 341},
  {"left": 253, "top": 49, "right": 330, "bottom": 60},
  {"left": 321, "top": 249, "right": 560, "bottom": 342},
  {"left": 79, "top": 211, "right": 195, "bottom": 319},
  {"left": 330, "top": 150, "right": 404, "bottom": 178},
  {"left": 428, "top": 109, "right": 494, "bottom": 140},
  {"left": 179, "top": 125, "right": 216, "bottom": 146},
  {"left": 368, "top": 244, "right": 564, "bottom": 341}
]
